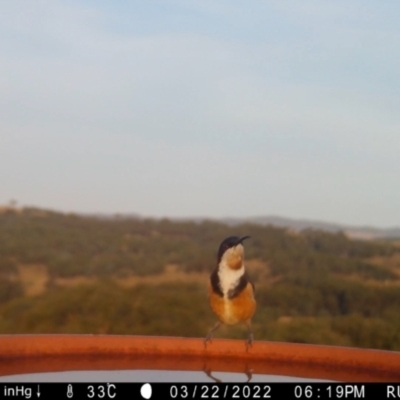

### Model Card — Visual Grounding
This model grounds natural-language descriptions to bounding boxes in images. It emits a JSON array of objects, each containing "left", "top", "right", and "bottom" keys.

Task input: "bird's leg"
[
  {"left": 204, "top": 321, "right": 221, "bottom": 347},
  {"left": 245, "top": 320, "right": 253, "bottom": 351}
]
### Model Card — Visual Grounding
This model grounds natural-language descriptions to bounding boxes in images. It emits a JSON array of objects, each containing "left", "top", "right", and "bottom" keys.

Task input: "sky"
[{"left": 1, "top": 1, "right": 400, "bottom": 227}]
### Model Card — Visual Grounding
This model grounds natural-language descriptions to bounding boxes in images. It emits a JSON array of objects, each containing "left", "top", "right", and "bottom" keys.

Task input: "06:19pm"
[{"left": 294, "top": 385, "right": 365, "bottom": 399}]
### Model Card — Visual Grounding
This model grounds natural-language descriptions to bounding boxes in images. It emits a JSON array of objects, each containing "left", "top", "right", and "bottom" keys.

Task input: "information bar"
[{"left": 0, "top": 382, "right": 399, "bottom": 400}]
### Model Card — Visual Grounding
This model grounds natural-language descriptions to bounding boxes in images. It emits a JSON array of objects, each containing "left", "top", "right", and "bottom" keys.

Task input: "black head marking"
[{"left": 217, "top": 235, "right": 250, "bottom": 263}]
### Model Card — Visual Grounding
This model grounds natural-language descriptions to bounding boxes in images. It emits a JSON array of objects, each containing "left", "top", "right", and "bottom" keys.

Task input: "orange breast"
[{"left": 209, "top": 282, "right": 256, "bottom": 325}]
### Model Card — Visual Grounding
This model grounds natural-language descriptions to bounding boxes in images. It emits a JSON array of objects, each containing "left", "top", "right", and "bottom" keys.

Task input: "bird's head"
[{"left": 217, "top": 235, "right": 250, "bottom": 270}]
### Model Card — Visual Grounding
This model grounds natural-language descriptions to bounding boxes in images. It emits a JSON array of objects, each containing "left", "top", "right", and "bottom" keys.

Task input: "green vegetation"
[
  {"left": 1, "top": 207, "right": 400, "bottom": 350},
  {"left": 0, "top": 281, "right": 209, "bottom": 337}
]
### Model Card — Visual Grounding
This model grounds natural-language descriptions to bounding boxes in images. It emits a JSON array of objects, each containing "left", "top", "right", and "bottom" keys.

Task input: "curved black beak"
[{"left": 236, "top": 235, "right": 250, "bottom": 245}]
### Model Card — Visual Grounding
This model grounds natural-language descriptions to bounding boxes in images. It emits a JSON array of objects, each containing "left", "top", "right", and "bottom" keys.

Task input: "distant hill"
[
  {"left": 85, "top": 213, "right": 400, "bottom": 240},
  {"left": 1, "top": 205, "right": 399, "bottom": 240},
  {"left": 221, "top": 216, "right": 400, "bottom": 240}
]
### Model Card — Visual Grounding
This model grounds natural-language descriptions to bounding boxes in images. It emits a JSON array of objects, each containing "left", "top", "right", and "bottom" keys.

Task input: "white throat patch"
[{"left": 217, "top": 260, "right": 245, "bottom": 297}]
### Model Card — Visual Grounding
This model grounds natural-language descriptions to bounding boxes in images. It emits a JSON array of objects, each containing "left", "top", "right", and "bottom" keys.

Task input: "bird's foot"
[
  {"left": 245, "top": 333, "right": 253, "bottom": 352},
  {"left": 204, "top": 334, "right": 213, "bottom": 349},
  {"left": 204, "top": 322, "right": 220, "bottom": 349}
]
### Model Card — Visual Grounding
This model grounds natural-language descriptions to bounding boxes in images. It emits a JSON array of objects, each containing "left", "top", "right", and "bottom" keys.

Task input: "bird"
[{"left": 205, "top": 235, "right": 256, "bottom": 348}]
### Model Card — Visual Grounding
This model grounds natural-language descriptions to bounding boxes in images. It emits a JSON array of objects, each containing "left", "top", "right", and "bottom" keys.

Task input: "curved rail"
[{"left": 0, "top": 335, "right": 399, "bottom": 381}]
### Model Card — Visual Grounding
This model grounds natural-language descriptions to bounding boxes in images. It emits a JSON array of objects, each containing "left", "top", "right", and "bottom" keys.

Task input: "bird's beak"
[{"left": 236, "top": 235, "right": 250, "bottom": 245}]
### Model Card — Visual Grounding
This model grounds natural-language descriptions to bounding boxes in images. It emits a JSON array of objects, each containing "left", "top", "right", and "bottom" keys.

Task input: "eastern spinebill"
[{"left": 205, "top": 235, "right": 256, "bottom": 347}]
